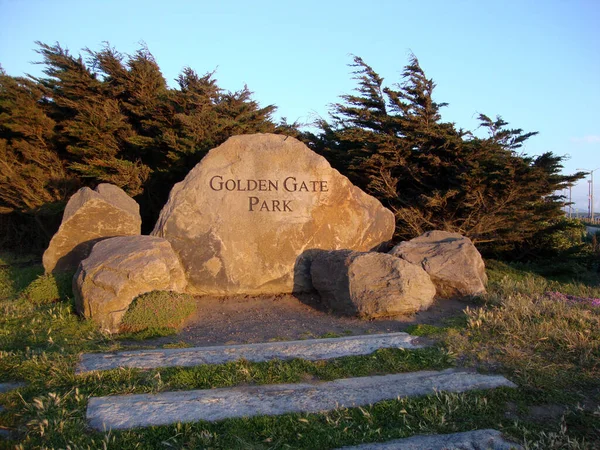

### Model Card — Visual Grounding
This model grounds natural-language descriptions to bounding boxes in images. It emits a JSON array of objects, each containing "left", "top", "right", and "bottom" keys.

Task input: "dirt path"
[{"left": 126, "top": 293, "right": 473, "bottom": 348}]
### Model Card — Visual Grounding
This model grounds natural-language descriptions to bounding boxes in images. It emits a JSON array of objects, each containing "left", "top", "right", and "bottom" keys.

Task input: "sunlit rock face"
[
  {"left": 43, "top": 184, "right": 141, "bottom": 274},
  {"left": 389, "top": 230, "right": 487, "bottom": 298},
  {"left": 310, "top": 250, "right": 436, "bottom": 317},
  {"left": 152, "top": 133, "right": 395, "bottom": 295}
]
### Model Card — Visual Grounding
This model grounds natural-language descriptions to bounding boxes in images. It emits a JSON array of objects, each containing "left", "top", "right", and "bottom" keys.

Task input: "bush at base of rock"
[
  {"left": 310, "top": 250, "right": 436, "bottom": 318},
  {"left": 120, "top": 291, "right": 197, "bottom": 334},
  {"left": 389, "top": 230, "right": 487, "bottom": 298}
]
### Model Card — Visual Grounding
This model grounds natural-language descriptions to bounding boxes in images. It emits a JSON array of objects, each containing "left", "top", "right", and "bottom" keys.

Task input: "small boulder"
[
  {"left": 310, "top": 250, "right": 436, "bottom": 317},
  {"left": 73, "top": 235, "right": 187, "bottom": 332},
  {"left": 43, "top": 184, "right": 141, "bottom": 273},
  {"left": 389, "top": 230, "right": 487, "bottom": 298}
]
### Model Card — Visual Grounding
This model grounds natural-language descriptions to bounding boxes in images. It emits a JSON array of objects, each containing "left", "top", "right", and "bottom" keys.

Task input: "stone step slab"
[
  {"left": 337, "top": 429, "right": 522, "bottom": 449},
  {"left": 0, "top": 382, "right": 25, "bottom": 439},
  {"left": 0, "top": 429, "right": 12, "bottom": 440},
  {"left": 77, "top": 332, "right": 426, "bottom": 374},
  {"left": 87, "top": 368, "right": 516, "bottom": 430},
  {"left": 0, "top": 382, "right": 25, "bottom": 393}
]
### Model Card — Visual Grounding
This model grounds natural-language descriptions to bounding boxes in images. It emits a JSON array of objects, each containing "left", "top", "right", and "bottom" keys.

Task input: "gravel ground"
[{"left": 123, "top": 293, "right": 473, "bottom": 348}]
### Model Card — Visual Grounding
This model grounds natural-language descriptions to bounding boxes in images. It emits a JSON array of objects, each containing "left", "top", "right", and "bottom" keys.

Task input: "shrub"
[
  {"left": 21, "top": 272, "right": 73, "bottom": 305},
  {"left": 120, "top": 291, "right": 197, "bottom": 333}
]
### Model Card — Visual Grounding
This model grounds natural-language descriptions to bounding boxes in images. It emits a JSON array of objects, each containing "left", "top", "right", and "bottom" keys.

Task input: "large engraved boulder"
[
  {"left": 310, "top": 250, "right": 436, "bottom": 317},
  {"left": 389, "top": 230, "right": 487, "bottom": 298},
  {"left": 43, "top": 184, "right": 141, "bottom": 273},
  {"left": 73, "top": 236, "right": 187, "bottom": 332},
  {"left": 152, "top": 133, "right": 395, "bottom": 295}
]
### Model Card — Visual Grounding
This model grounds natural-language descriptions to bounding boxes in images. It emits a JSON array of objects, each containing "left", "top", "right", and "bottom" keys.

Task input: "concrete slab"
[
  {"left": 0, "top": 382, "right": 25, "bottom": 393},
  {"left": 0, "top": 429, "right": 12, "bottom": 440},
  {"left": 337, "top": 429, "right": 522, "bottom": 449},
  {"left": 87, "top": 368, "right": 516, "bottom": 430},
  {"left": 77, "top": 332, "right": 426, "bottom": 373}
]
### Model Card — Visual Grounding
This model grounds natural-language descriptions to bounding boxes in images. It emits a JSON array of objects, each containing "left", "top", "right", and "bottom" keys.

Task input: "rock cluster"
[
  {"left": 44, "top": 134, "right": 488, "bottom": 332},
  {"left": 389, "top": 230, "right": 487, "bottom": 298},
  {"left": 307, "top": 230, "right": 486, "bottom": 318}
]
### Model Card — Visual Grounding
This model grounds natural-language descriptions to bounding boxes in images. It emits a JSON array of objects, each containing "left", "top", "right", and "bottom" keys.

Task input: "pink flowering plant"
[{"left": 545, "top": 291, "right": 600, "bottom": 308}]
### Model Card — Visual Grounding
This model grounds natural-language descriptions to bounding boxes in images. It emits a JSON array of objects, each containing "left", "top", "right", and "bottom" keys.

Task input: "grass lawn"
[{"left": 0, "top": 253, "right": 599, "bottom": 449}]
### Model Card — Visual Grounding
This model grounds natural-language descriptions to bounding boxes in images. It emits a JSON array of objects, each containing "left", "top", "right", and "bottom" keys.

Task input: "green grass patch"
[
  {"left": 405, "top": 323, "right": 443, "bottom": 336},
  {"left": 157, "top": 347, "right": 453, "bottom": 391},
  {"left": 406, "top": 316, "right": 468, "bottom": 338},
  {"left": 119, "top": 290, "right": 198, "bottom": 335},
  {"left": 0, "top": 262, "right": 43, "bottom": 301},
  {"left": 12, "top": 386, "right": 594, "bottom": 449},
  {"left": 162, "top": 341, "right": 192, "bottom": 349}
]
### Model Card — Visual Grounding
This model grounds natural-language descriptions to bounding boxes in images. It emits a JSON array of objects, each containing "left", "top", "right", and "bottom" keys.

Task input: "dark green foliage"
[
  {"left": 0, "top": 210, "right": 63, "bottom": 253},
  {"left": 305, "top": 55, "right": 585, "bottom": 252},
  {"left": 0, "top": 67, "right": 75, "bottom": 213},
  {"left": 0, "top": 42, "right": 287, "bottom": 247},
  {"left": 500, "top": 218, "right": 596, "bottom": 271}
]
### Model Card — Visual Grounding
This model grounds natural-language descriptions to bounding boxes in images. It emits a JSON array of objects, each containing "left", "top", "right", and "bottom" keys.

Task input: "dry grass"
[{"left": 446, "top": 261, "right": 600, "bottom": 406}]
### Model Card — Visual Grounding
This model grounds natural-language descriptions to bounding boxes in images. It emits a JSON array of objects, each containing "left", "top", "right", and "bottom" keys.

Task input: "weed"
[
  {"left": 520, "top": 415, "right": 591, "bottom": 449},
  {"left": 319, "top": 332, "right": 343, "bottom": 338},
  {"left": 162, "top": 341, "right": 192, "bottom": 349}
]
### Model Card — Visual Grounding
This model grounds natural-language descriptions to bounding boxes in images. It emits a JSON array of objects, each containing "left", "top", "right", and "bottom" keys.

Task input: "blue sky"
[{"left": 1, "top": 0, "right": 598, "bottom": 212}]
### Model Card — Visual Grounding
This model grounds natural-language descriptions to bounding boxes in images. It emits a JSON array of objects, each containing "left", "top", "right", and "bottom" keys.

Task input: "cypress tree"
[
  {"left": 1, "top": 41, "right": 290, "bottom": 244},
  {"left": 34, "top": 43, "right": 151, "bottom": 195},
  {"left": 0, "top": 68, "right": 73, "bottom": 212},
  {"left": 311, "top": 55, "right": 584, "bottom": 249}
]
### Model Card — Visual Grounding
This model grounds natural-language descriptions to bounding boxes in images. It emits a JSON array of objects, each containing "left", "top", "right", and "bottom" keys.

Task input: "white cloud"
[{"left": 571, "top": 135, "right": 600, "bottom": 144}]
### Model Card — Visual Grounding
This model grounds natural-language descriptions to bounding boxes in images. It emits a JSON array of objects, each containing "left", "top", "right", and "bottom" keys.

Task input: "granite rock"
[
  {"left": 389, "top": 230, "right": 487, "bottom": 298},
  {"left": 152, "top": 134, "right": 394, "bottom": 295},
  {"left": 311, "top": 250, "right": 436, "bottom": 317},
  {"left": 73, "top": 235, "right": 186, "bottom": 332},
  {"left": 43, "top": 184, "right": 141, "bottom": 273}
]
